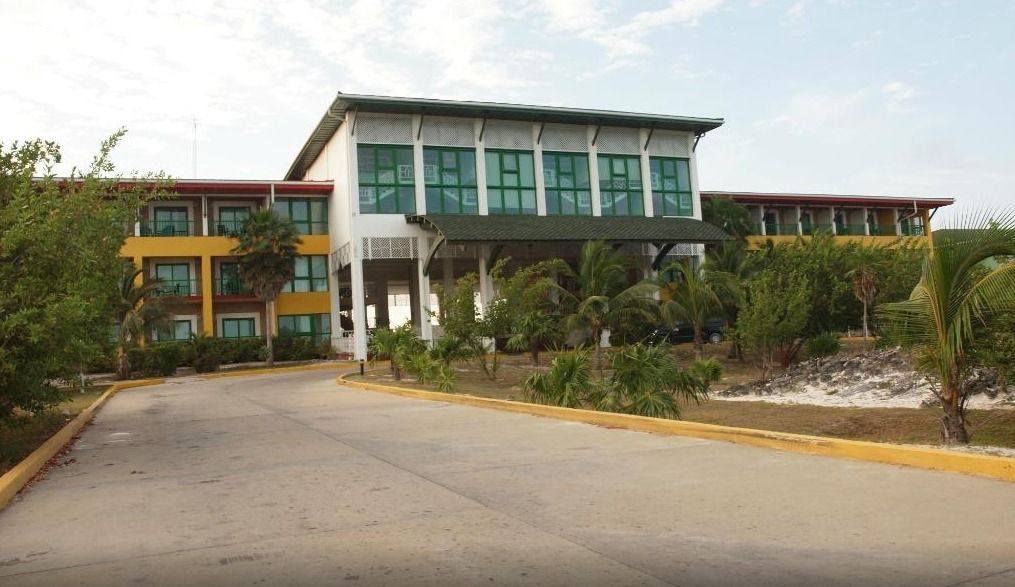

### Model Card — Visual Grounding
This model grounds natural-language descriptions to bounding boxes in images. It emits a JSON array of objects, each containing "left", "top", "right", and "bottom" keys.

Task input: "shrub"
[
  {"left": 139, "top": 343, "right": 183, "bottom": 377},
  {"left": 523, "top": 347, "right": 595, "bottom": 408},
  {"left": 273, "top": 335, "right": 326, "bottom": 362},
  {"left": 218, "top": 337, "right": 265, "bottom": 364},
  {"left": 191, "top": 333, "right": 222, "bottom": 373},
  {"left": 805, "top": 333, "right": 841, "bottom": 358}
]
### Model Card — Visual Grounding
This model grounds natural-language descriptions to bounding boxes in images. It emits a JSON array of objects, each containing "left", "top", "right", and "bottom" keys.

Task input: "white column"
[
  {"left": 475, "top": 119, "right": 489, "bottom": 216},
  {"left": 829, "top": 206, "right": 837, "bottom": 235},
  {"left": 201, "top": 194, "right": 209, "bottom": 236},
  {"left": 533, "top": 123, "right": 547, "bottom": 216},
  {"left": 639, "top": 129, "right": 653, "bottom": 217},
  {"left": 477, "top": 246, "right": 493, "bottom": 313},
  {"left": 416, "top": 250, "right": 433, "bottom": 341},
  {"left": 412, "top": 114, "right": 426, "bottom": 214},
  {"left": 134, "top": 220, "right": 141, "bottom": 237},
  {"left": 350, "top": 255, "right": 368, "bottom": 361},
  {"left": 328, "top": 260, "right": 342, "bottom": 351},
  {"left": 688, "top": 133, "right": 703, "bottom": 220},
  {"left": 588, "top": 126, "right": 602, "bottom": 216},
  {"left": 863, "top": 207, "right": 871, "bottom": 235},
  {"left": 795, "top": 205, "right": 803, "bottom": 235},
  {"left": 760, "top": 207, "right": 768, "bottom": 236}
]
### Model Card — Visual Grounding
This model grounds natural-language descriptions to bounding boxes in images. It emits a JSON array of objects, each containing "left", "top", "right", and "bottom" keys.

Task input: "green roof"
[
  {"left": 285, "top": 93, "right": 724, "bottom": 180},
  {"left": 407, "top": 214, "right": 730, "bottom": 244}
]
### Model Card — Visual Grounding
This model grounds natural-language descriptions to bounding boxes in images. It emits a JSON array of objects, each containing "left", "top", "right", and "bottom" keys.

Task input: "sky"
[{"left": 2, "top": 0, "right": 1012, "bottom": 223}]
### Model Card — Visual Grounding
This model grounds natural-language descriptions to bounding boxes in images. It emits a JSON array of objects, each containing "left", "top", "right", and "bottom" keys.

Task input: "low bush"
[
  {"left": 273, "top": 335, "right": 329, "bottom": 362},
  {"left": 218, "top": 337, "right": 265, "bottom": 364},
  {"left": 806, "top": 333, "right": 842, "bottom": 358},
  {"left": 139, "top": 342, "right": 184, "bottom": 377},
  {"left": 191, "top": 333, "right": 222, "bottom": 373}
]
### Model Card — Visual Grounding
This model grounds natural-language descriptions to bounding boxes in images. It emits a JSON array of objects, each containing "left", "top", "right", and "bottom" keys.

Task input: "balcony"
[
  {"left": 835, "top": 223, "right": 867, "bottom": 236},
  {"left": 213, "top": 219, "right": 246, "bottom": 237},
  {"left": 801, "top": 223, "right": 834, "bottom": 235},
  {"left": 900, "top": 224, "right": 926, "bottom": 237},
  {"left": 214, "top": 278, "right": 254, "bottom": 297},
  {"left": 763, "top": 223, "right": 801, "bottom": 236},
  {"left": 140, "top": 220, "right": 197, "bottom": 237},
  {"left": 151, "top": 279, "right": 200, "bottom": 298}
]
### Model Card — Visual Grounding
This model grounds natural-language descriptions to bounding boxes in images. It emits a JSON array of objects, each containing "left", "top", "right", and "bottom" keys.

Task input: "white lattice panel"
[
  {"left": 357, "top": 116, "right": 413, "bottom": 145},
  {"left": 541, "top": 124, "right": 588, "bottom": 152},
  {"left": 361, "top": 237, "right": 419, "bottom": 260},
  {"left": 649, "top": 131, "right": 690, "bottom": 158},
  {"left": 422, "top": 118, "right": 475, "bottom": 147},
  {"left": 331, "top": 241, "right": 352, "bottom": 271},
  {"left": 484, "top": 121, "right": 533, "bottom": 150},
  {"left": 596, "top": 127, "right": 640, "bottom": 154}
]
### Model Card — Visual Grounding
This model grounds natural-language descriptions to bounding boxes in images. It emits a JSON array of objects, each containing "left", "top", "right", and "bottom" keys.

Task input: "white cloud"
[
  {"left": 755, "top": 89, "right": 870, "bottom": 134},
  {"left": 532, "top": 0, "right": 724, "bottom": 68},
  {"left": 882, "top": 81, "right": 918, "bottom": 110}
]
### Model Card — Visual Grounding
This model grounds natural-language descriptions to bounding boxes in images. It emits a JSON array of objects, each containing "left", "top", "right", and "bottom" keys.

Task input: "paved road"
[{"left": 1, "top": 371, "right": 1014, "bottom": 586}]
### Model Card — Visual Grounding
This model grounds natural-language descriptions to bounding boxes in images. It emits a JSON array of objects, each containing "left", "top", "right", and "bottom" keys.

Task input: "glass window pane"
[
  {"left": 653, "top": 192, "right": 663, "bottom": 216},
  {"left": 378, "top": 187, "right": 397, "bottom": 213},
  {"left": 503, "top": 172, "right": 518, "bottom": 187},
  {"left": 311, "top": 255, "right": 327, "bottom": 277},
  {"left": 462, "top": 189, "right": 478, "bottom": 213},
  {"left": 665, "top": 193, "right": 678, "bottom": 215},
  {"left": 663, "top": 177, "right": 677, "bottom": 190},
  {"left": 597, "top": 157, "right": 609, "bottom": 179},
  {"left": 504, "top": 189, "right": 520, "bottom": 212},
  {"left": 487, "top": 189, "right": 502, "bottom": 212},
  {"left": 559, "top": 156, "right": 572, "bottom": 173},
  {"left": 279, "top": 316, "right": 294, "bottom": 333},
  {"left": 294, "top": 257, "right": 309, "bottom": 278},
  {"left": 357, "top": 147, "right": 376, "bottom": 183},
  {"left": 377, "top": 148, "right": 394, "bottom": 167},
  {"left": 561, "top": 192, "right": 576, "bottom": 215},
  {"left": 546, "top": 192, "right": 560, "bottom": 214},
  {"left": 359, "top": 187, "right": 377, "bottom": 210},
  {"left": 612, "top": 158, "right": 625, "bottom": 175},
  {"left": 626, "top": 158, "right": 641, "bottom": 180},
  {"left": 629, "top": 192, "right": 643, "bottom": 215},
  {"left": 377, "top": 169, "right": 395, "bottom": 184},
  {"left": 574, "top": 158, "right": 590, "bottom": 189},
  {"left": 294, "top": 279, "right": 310, "bottom": 293},
  {"left": 442, "top": 151, "right": 458, "bottom": 169},
  {"left": 442, "top": 170, "right": 458, "bottom": 185},
  {"left": 519, "top": 154, "right": 535, "bottom": 188},
  {"left": 426, "top": 187, "right": 441, "bottom": 212},
  {"left": 399, "top": 187, "right": 416, "bottom": 214},
  {"left": 662, "top": 159, "right": 676, "bottom": 175},
  {"left": 174, "top": 321, "right": 191, "bottom": 340},
  {"left": 396, "top": 148, "right": 413, "bottom": 168},
  {"left": 485, "top": 153, "right": 500, "bottom": 183},
  {"left": 676, "top": 160, "right": 691, "bottom": 191},
  {"left": 291, "top": 201, "right": 309, "bottom": 221},
  {"left": 521, "top": 190, "right": 536, "bottom": 214},
  {"left": 443, "top": 188, "right": 460, "bottom": 212},
  {"left": 679, "top": 193, "right": 692, "bottom": 215},
  {"left": 459, "top": 152, "right": 476, "bottom": 186}
]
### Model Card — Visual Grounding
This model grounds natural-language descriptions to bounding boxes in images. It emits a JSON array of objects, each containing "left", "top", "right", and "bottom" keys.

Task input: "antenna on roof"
[{"left": 192, "top": 116, "right": 198, "bottom": 178}]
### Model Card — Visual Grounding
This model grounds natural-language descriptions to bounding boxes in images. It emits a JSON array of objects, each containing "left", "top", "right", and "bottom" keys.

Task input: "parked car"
[{"left": 648, "top": 318, "right": 727, "bottom": 345}]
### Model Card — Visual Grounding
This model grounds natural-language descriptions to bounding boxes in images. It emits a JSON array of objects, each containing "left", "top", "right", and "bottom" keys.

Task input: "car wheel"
[{"left": 708, "top": 332, "right": 724, "bottom": 344}]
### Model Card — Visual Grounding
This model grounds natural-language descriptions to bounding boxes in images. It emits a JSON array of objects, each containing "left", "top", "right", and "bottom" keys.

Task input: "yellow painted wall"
[{"left": 277, "top": 291, "right": 331, "bottom": 315}]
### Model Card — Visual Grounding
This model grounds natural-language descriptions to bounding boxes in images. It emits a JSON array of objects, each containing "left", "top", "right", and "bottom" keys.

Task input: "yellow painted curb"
[
  {"left": 201, "top": 361, "right": 357, "bottom": 380},
  {"left": 337, "top": 373, "right": 1015, "bottom": 483},
  {"left": 0, "top": 378, "right": 166, "bottom": 511}
]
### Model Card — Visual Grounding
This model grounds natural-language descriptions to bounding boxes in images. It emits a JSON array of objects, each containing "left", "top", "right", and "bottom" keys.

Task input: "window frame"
[
  {"left": 357, "top": 144, "right": 416, "bottom": 214},
  {"left": 278, "top": 313, "right": 331, "bottom": 344},
  {"left": 221, "top": 317, "right": 256, "bottom": 339},
  {"left": 274, "top": 197, "right": 328, "bottom": 235},
  {"left": 423, "top": 147, "right": 478, "bottom": 215},
  {"left": 485, "top": 149, "right": 537, "bottom": 215},
  {"left": 649, "top": 157, "right": 693, "bottom": 217},
  {"left": 542, "top": 151, "right": 592, "bottom": 216},
  {"left": 283, "top": 255, "right": 329, "bottom": 293},
  {"left": 154, "top": 263, "right": 192, "bottom": 296},
  {"left": 597, "top": 154, "right": 644, "bottom": 217},
  {"left": 155, "top": 319, "right": 192, "bottom": 342}
]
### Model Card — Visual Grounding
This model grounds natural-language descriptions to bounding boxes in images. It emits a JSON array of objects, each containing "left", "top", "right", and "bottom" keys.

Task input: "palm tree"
[
  {"left": 702, "top": 241, "right": 752, "bottom": 359},
  {"left": 523, "top": 347, "right": 596, "bottom": 408},
  {"left": 114, "top": 263, "right": 170, "bottom": 380},
  {"left": 549, "top": 241, "right": 656, "bottom": 369},
  {"left": 231, "top": 208, "right": 302, "bottom": 367},
  {"left": 847, "top": 245, "right": 882, "bottom": 339},
  {"left": 507, "top": 310, "right": 561, "bottom": 366},
  {"left": 607, "top": 343, "right": 717, "bottom": 419},
  {"left": 657, "top": 260, "right": 732, "bottom": 359},
  {"left": 877, "top": 214, "right": 1015, "bottom": 443},
  {"left": 702, "top": 197, "right": 755, "bottom": 240}
]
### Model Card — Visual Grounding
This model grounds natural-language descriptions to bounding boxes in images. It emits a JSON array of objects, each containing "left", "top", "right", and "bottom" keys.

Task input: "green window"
[
  {"left": 152, "top": 207, "right": 190, "bottom": 236},
  {"left": 216, "top": 206, "right": 250, "bottom": 236},
  {"left": 216, "top": 262, "right": 250, "bottom": 295},
  {"left": 155, "top": 319, "right": 192, "bottom": 342},
  {"left": 423, "top": 147, "right": 478, "bottom": 214},
  {"left": 222, "top": 318, "right": 256, "bottom": 339},
  {"left": 274, "top": 198, "right": 328, "bottom": 235},
  {"left": 357, "top": 145, "right": 416, "bottom": 214},
  {"left": 543, "top": 152, "right": 592, "bottom": 216},
  {"left": 485, "top": 150, "right": 536, "bottom": 215},
  {"left": 154, "top": 263, "right": 192, "bottom": 296},
  {"left": 278, "top": 313, "right": 331, "bottom": 344},
  {"left": 284, "top": 255, "right": 328, "bottom": 293},
  {"left": 649, "top": 158, "right": 693, "bottom": 217},
  {"left": 597, "top": 155, "right": 644, "bottom": 216}
]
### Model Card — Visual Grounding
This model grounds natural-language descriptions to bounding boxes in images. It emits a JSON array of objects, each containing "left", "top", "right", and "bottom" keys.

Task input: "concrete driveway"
[{"left": 1, "top": 370, "right": 1014, "bottom": 587}]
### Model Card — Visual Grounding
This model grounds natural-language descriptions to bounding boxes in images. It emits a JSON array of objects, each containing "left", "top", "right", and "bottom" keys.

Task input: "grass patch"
[
  {"left": 353, "top": 339, "right": 1015, "bottom": 450},
  {"left": 0, "top": 385, "right": 108, "bottom": 476}
]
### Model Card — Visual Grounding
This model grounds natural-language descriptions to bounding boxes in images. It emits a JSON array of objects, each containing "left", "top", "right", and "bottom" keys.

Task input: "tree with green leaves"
[
  {"left": 231, "top": 208, "right": 302, "bottom": 367},
  {"left": 737, "top": 269, "right": 812, "bottom": 377},
  {"left": 657, "top": 260, "right": 733, "bottom": 359},
  {"left": 1, "top": 131, "right": 168, "bottom": 419},
  {"left": 846, "top": 245, "right": 883, "bottom": 338},
  {"left": 702, "top": 241, "right": 752, "bottom": 359},
  {"left": 702, "top": 196, "right": 754, "bottom": 240},
  {"left": 877, "top": 215, "right": 1015, "bottom": 443},
  {"left": 549, "top": 241, "right": 656, "bottom": 369},
  {"left": 114, "top": 263, "right": 170, "bottom": 379}
]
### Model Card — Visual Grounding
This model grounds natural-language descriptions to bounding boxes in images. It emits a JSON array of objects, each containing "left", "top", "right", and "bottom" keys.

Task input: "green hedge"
[{"left": 110, "top": 334, "right": 329, "bottom": 377}]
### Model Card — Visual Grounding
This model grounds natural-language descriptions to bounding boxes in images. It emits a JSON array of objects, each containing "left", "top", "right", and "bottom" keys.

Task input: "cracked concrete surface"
[{"left": 1, "top": 370, "right": 1013, "bottom": 586}]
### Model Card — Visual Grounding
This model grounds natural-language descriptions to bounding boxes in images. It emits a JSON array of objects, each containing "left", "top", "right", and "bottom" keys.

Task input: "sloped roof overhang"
[{"left": 407, "top": 214, "right": 730, "bottom": 274}]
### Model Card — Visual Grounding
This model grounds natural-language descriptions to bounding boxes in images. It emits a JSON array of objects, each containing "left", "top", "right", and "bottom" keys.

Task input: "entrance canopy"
[{"left": 407, "top": 214, "right": 730, "bottom": 273}]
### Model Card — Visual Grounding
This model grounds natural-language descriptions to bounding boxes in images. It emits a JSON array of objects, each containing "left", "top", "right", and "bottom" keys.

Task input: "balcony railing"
[
  {"left": 140, "top": 220, "right": 196, "bottom": 237},
  {"left": 900, "top": 224, "right": 926, "bottom": 237},
  {"left": 293, "top": 221, "right": 329, "bottom": 235},
  {"left": 763, "top": 223, "right": 801, "bottom": 236},
  {"left": 213, "top": 219, "right": 247, "bottom": 237},
  {"left": 215, "top": 278, "right": 253, "bottom": 296},
  {"left": 868, "top": 225, "right": 899, "bottom": 237},
  {"left": 801, "top": 223, "right": 835, "bottom": 235},
  {"left": 151, "top": 279, "right": 199, "bottom": 297},
  {"left": 835, "top": 223, "right": 868, "bottom": 236}
]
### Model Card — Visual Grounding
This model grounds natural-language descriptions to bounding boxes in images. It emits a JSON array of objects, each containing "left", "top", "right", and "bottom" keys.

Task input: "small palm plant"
[
  {"left": 368, "top": 324, "right": 421, "bottom": 381},
  {"left": 507, "top": 310, "right": 562, "bottom": 366},
  {"left": 607, "top": 344, "right": 716, "bottom": 419},
  {"left": 847, "top": 245, "right": 883, "bottom": 339},
  {"left": 877, "top": 214, "right": 1015, "bottom": 443},
  {"left": 550, "top": 241, "right": 657, "bottom": 369},
  {"left": 231, "top": 208, "right": 302, "bottom": 367},
  {"left": 114, "top": 263, "right": 170, "bottom": 380},
  {"left": 658, "top": 260, "right": 732, "bottom": 359},
  {"left": 523, "top": 347, "right": 596, "bottom": 408}
]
